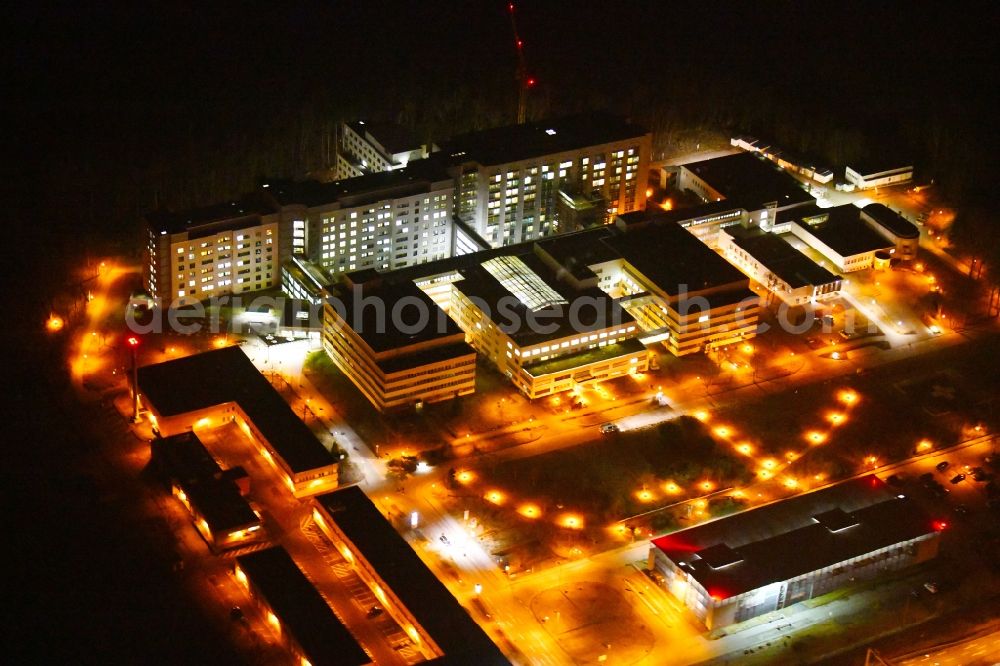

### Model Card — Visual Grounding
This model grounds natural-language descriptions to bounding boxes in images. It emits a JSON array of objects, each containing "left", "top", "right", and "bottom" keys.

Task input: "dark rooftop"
[
  {"left": 728, "top": 230, "right": 841, "bottom": 288},
  {"left": 792, "top": 205, "right": 895, "bottom": 257},
  {"left": 137, "top": 346, "right": 336, "bottom": 474},
  {"left": 682, "top": 152, "right": 815, "bottom": 211},
  {"left": 604, "top": 222, "right": 750, "bottom": 296},
  {"left": 262, "top": 160, "right": 450, "bottom": 209},
  {"left": 652, "top": 476, "right": 937, "bottom": 599},
  {"left": 183, "top": 477, "right": 259, "bottom": 536},
  {"left": 236, "top": 547, "right": 370, "bottom": 666},
  {"left": 316, "top": 487, "right": 509, "bottom": 665},
  {"left": 441, "top": 111, "right": 647, "bottom": 166},
  {"left": 145, "top": 193, "right": 278, "bottom": 235},
  {"left": 328, "top": 278, "right": 467, "bottom": 354},
  {"left": 617, "top": 200, "right": 743, "bottom": 228},
  {"left": 150, "top": 431, "right": 223, "bottom": 484},
  {"left": 862, "top": 203, "right": 920, "bottom": 239}
]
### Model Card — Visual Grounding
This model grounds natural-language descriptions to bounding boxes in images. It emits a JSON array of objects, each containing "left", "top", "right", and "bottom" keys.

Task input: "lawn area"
[{"left": 475, "top": 416, "right": 752, "bottom": 525}]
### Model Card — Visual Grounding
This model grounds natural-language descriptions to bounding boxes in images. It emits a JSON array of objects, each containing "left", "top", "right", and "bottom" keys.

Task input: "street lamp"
[{"left": 127, "top": 335, "right": 141, "bottom": 422}]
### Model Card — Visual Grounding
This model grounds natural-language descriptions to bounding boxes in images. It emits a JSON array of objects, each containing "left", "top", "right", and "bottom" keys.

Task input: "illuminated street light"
[
  {"left": 485, "top": 490, "right": 506, "bottom": 505},
  {"left": 806, "top": 431, "right": 827, "bottom": 445},
  {"left": 46, "top": 314, "right": 65, "bottom": 333},
  {"left": 410, "top": 511, "right": 419, "bottom": 528}
]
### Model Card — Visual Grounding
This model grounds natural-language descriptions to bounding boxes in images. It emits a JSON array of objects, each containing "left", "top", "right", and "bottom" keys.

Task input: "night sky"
[{"left": 4, "top": 1, "right": 996, "bottom": 661}]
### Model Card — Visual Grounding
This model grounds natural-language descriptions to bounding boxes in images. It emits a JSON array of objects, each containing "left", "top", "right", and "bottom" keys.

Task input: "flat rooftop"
[
  {"left": 682, "top": 152, "right": 815, "bottom": 210},
  {"left": 137, "top": 346, "right": 336, "bottom": 474},
  {"left": 652, "top": 476, "right": 936, "bottom": 599},
  {"left": 862, "top": 203, "right": 919, "bottom": 239},
  {"left": 183, "top": 476, "right": 259, "bottom": 535},
  {"left": 523, "top": 337, "right": 646, "bottom": 377},
  {"left": 728, "top": 230, "right": 841, "bottom": 288},
  {"left": 151, "top": 431, "right": 223, "bottom": 483},
  {"left": 236, "top": 547, "right": 370, "bottom": 666},
  {"left": 441, "top": 111, "right": 647, "bottom": 166},
  {"left": 328, "top": 278, "right": 468, "bottom": 355},
  {"left": 604, "top": 222, "right": 750, "bottom": 296},
  {"left": 793, "top": 205, "right": 895, "bottom": 257},
  {"left": 316, "top": 487, "right": 509, "bottom": 665},
  {"left": 145, "top": 194, "right": 277, "bottom": 236},
  {"left": 617, "top": 200, "right": 743, "bottom": 228},
  {"left": 262, "top": 161, "right": 450, "bottom": 209}
]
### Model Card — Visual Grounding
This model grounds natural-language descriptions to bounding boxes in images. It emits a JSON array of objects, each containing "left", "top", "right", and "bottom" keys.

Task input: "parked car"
[
  {"left": 936, "top": 461, "right": 950, "bottom": 472},
  {"left": 887, "top": 474, "right": 903, "bottom": 486},
  {"left": 367, "top": 606, "right": 384, "bottom": 618},
  {"left": 950, "top": 473, "right": 966, "bottom": 484},
  {"left": 920, "top": 472, "right": 935, "bottom": 484},
  {"left": 923, "top": 582, "right": 939, "bottom": 594},
  {"left": 600, "top": 423, "right": 620, "bottom": 434}
]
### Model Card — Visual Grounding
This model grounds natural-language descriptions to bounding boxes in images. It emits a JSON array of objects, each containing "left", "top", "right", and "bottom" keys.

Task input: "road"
[{"left": 896, "top": 626, "right": 1000, "bottom": 666}]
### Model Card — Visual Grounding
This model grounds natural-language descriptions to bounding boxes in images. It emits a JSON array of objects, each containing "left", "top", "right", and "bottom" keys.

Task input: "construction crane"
[{"left": 508, "top": 2, "right": 535, "bottom": 124}]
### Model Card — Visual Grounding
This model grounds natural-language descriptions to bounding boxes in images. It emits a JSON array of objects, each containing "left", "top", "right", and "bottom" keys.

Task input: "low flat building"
[
  {"left": 322, "top": 274, "right": 476, "bottom": 411},
  {"left": 143, "top": 194, "right": 281, "bottom": 307},
  {"left": 860, "top": 203, "right": 920, "bottom": 260},
  {"left": 845, "top": 162, "right": 913, "bottom": 190},
  {"left": 719, "top": 228, "right": 842, "bottom": 305},
  {"left": 789, "top": 204, "right": 895, "bottom": 272},
  {"left": 650, "top": 476, "right": 940, "bottom": 630},
  {"left": 677, "top": 152, "right": 816, "bottom": 233},
  {"left": 137, "top": 346, "right": 340, "bottom": 498},
  {"left": 151, "top": 432, "right": 263, "bottom": 551},
  {"left": 730, "top": 135, "right": 833, "bottom": 184},
  {"left": 617, "top": 201, "right": 746, "bottom": 247},
  {"left": 312, "top": 487, "right": 510, "bottom": 665},
  {"left": 234, "top": 547, "right": 372, "bottom": 666}
]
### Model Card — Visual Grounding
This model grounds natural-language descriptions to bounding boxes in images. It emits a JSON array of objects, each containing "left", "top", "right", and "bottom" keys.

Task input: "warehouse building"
[
  {"left": 234, "top": 547, "right": 372, "bottom": 666},
  {"left": 150, "top": 431, "right": 264, "bottom": 551},
  {"left": 312, "top": 486, "right": 510, "bottom": 665},
  {"left": 649, "top": 476, "right": 941, "bottom": 630},
  {"left": 137, "top": 346, "right": 341, "bottom": 497},
  {"left": 845, "top": 162, "right": 913, "bottom": 190}
]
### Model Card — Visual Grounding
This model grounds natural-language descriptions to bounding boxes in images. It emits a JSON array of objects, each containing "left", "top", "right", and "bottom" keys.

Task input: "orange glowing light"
[
  {"left": 636, "top": 489, "right": 655, "bottom": 503},
  {"left": 485, "top": 490, "right": 506, "bottom": 505},
  {"left": 838, "top": 389, "right": 859, "bottom": 406},
  {"left": 785, "top": 451, "right": 798, "bottom": 461},
  {"left": 699, "top": 480, "right": 714, "bottom": 492},
  {"left": 693, "top": 410, "right": 711, "bottom": 422},
  {"left": 827, "top": 412, "right": 846, "bottom": 426},
  {"left": 659, "top": 199, "right": 673, "bottom": 211},
  {"left": 456, "top": 470, "right": 475, "bottom": 485},
  {"left": 559, "top": 514, "right": 584, "bottom": 529},
  {"left": 693, "top": 498, "right": 708, "bottom": 510},
  {"left": 742, "top": 344, "right": 754, "bottom": 354},
  {"left": 916, "top": 439, "right": 933, "bottom": 452},
  {"left": 736, "top": 443, "right": 754, "bottom": 456},
  {"left": 46, "top": 315, "right": 65, "bottom": 332},
  {"left": 518, "top": 503, "right": 541, "bottom": 519},
  {"left": 783, "top": 477, "right": 798, "bottom": 489},
  {"left": 213, "top": 336, "right": 228, "bottom": 348},
  {"left": 645, "top": 187, "right": 654, "bottom": 198},
  {"left": 664, "top": 482, "right": 681, "bottom": 494},
  {"left": 806, "top": 431, "right": 827, "bottom": 445},
  {"left": 761, "top": 458, "right": 777, "bottom": 470},
  {"left": 758, "top": 469, "right": 772, "bottom": 479},
  {"left": 713, "top": 426, "right": 732, "bottom": 438}
]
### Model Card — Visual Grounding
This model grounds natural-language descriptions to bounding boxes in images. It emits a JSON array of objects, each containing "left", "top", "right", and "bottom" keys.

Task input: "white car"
[{"left": 600, "top": 423, "right": 620, "bottom": 434}]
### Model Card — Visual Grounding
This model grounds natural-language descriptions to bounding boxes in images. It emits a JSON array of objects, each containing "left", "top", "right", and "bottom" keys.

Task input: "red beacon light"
[
  {"left": 126, "top": 336, "right": 140, "bottom": 348},
  {"left": 933, "top": 520, "right": 948, "bottom": 531},
  {"left": 527, "top": 77, "right": 536, "bottom": 87}
]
